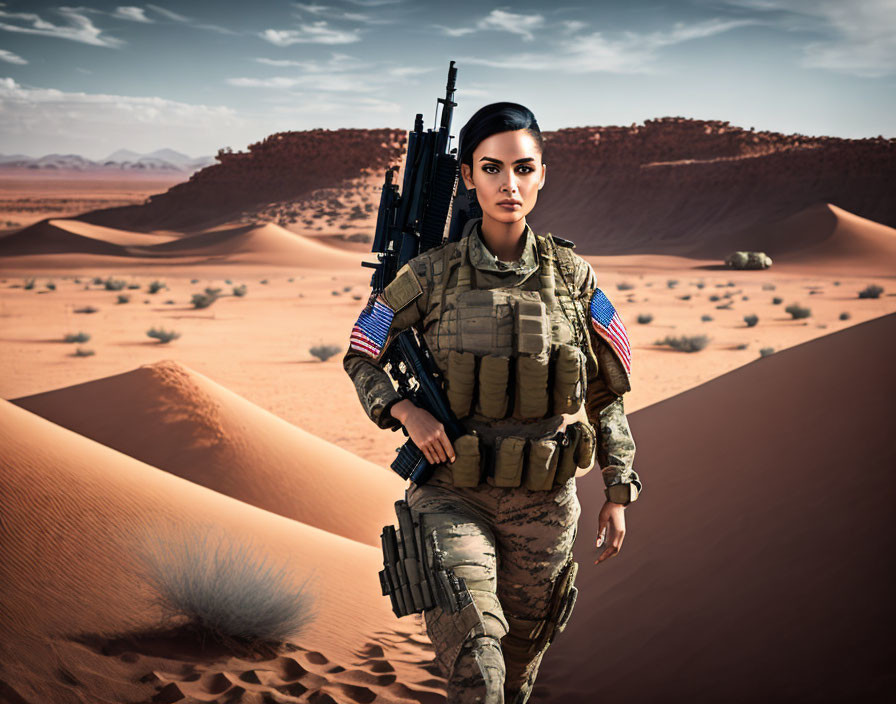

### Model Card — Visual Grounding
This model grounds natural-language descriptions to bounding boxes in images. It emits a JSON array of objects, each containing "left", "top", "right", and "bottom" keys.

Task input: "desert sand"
[{"left": 1, "top": 128, "right": 894, "bottom": 702}]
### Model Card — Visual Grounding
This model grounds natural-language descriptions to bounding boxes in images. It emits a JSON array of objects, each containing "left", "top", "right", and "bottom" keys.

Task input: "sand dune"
[
  {"left": 0, "top": 398, "right": 439, "bottom": 704},
  {"left": 0, "top": 220, "right": 362, "bottom": 269},
  {"left": 765, "top": 203, "right": 896, "bottom": 273},
  {"left": 12, "top": 360, "right": 405, "bottom": 546},
  {"left": 537, "top": 313, "right": 896, "bottom": 702},
  {"left": 0, "top": 218, "right": 134, "bottom": 257}
]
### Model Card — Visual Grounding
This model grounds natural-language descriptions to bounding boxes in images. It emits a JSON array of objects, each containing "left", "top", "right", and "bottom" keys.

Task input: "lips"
[{"left": 498, "top": 200, "right": 522, "bottom": 206}]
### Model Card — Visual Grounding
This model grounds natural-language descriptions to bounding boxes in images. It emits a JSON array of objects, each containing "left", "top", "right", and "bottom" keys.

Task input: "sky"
[{"left": 0, "top": 0, "right": 894, "bottom": 159}]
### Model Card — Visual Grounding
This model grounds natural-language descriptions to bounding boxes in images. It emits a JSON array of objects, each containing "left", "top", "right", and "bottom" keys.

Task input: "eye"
[
  {"left": 481, "top": 164, "right": 499, "bottom": 174},
  {"left": 516, "top": 165, "right": 534, "bottom": 174}
]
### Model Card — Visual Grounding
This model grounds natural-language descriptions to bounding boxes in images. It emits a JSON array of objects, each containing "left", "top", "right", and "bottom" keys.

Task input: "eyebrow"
[{"left": 478, "top": 156, "right": 535, "bottom": 165}]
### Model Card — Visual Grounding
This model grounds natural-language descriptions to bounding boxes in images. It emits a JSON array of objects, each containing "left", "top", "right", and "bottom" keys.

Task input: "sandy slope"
[
  {"left": 0, "top": 398, "right": 440, "bottom": 704},
  {"left": 0, "top": 219, "right": 363, "bottom": 269},
  {"left": 537, "top": 313, "right": 896, "bottom": 702},
  {"left": 11, "top": 360, "right": 404, "bottom": 546}
]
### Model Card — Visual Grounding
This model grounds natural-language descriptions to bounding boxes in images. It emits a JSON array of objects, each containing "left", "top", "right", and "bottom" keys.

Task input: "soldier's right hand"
[{"left": 390, "top": 400, "right": 456, "bottom": 465}]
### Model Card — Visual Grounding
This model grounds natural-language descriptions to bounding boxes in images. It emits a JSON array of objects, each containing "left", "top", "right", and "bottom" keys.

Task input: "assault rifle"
[{"left": 362, "top": 60, "right": 474, "bottom": 485}]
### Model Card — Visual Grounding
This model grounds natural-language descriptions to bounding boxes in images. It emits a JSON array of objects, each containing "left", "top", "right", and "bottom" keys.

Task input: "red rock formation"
[
  {"left": 73, "top": 119, "right": 895, "bottom": 257},
  {"left": 76, "top": 128, "right": 407, "bottom": 232}
]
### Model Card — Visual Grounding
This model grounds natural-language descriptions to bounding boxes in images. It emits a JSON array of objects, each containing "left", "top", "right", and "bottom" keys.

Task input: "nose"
[{"left": 500, "top": 171, "right": 519, "bottom": 195}]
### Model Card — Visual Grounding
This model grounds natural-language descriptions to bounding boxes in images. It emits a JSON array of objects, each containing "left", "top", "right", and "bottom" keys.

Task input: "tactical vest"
[{"left": 396, "top": 224, "right": 599, "bottom": 490}]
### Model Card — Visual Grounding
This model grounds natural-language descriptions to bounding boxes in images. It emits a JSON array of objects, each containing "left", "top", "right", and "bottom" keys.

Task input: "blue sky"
[{"left": 0, "top": 0, "right": 893, "bottom": 159}]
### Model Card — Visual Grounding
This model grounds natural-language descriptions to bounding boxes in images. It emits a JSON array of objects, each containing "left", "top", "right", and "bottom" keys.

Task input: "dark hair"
[{"left": 457, "top": 102, "right": 544, "bottom": 169}]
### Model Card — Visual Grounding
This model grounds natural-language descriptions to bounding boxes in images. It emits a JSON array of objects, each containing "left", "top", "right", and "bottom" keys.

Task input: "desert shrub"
[
  {"left": 352, "top": 294, "right": 363, "bottom": 301},
  {"left": 785, "top": 303, "right": 811, "bottom": 319},
  {"left": 104, "top": 277, "right": 127, "bottom": 291},
  {"left": 727, "top": 281, "right": 736, "bottom": 287},
  {"left": 23, "top": 278, "right": 35, "bottom": 290},
  {"left": 655, "top": 334, "right": 710, "bottom": 352},
  {"left": 74, "top": 347, "right": 95, "bottom": 357},
  {"left": 147, "top": 327, "right": 181, "bottom": 343},
  {"left": 310, "top": 344, "right": 341, "bottom": 361},
  {"left": 73, "top": 278, "right": 81, "bottom": 284},
  {"left": 759, "top": 347, "right": 775, "bottom": 357},
  {"left": 761, "top": 283, "right": 776, "bottom": 291},
  {"left": 667, "top": 279, "right": 679, "bottom": 288},
  {"left": 772, "top": 296, "right": 783, "bottom": 304},
  {"left": 165, "top": 299, "right": 175, "bottom": 305},
  {"left": 637, "top": 313, "right": 653, "bottom": 324},
  {"left": 287, "top": 277, "right": 294, "bottom": 283},
  {"left": 858, "top": 284, "right": 884, "bottom": 299},
  {"left": 709, "top": 294, "right": 720, "bottom": 302},
  {"left": 204, "top": 286, "right": 222, "bottom": 296},
  {"left": 716, "top": 302, "right": 733, "bottom": 309},
  {"left": 191, "top": 292, "right": 218, "bottom": 309},
  {"left": 232, "top": 284, "right": 247, "bottom": 297},
  {"left": 127, "top": 283, "right": 140, "bottom": 290},
  {"left": 839, "top": 312, "right": 851, "bottom": 320},
  {"left": 117, "top": 294, "right": 131, "bottom": 304},
  {"left": 734, "top": 343, "right": 749, "bottom": 350},
  {"left": 678, "top": 294, "right": 691, "bottom": 300},
  {"left": 743, "top": 314, "right": 759, "bottom": 327},
  {"left": 723, "top": 291, "right": 733, "bottom": 298},
  {"left": 833, "top": 281, "right": 840, "bottom": 286},
  {"left": 92, "top": 276, "right": 104, "bottom": 285},
  {"left": 64, "top": 332, "right": 91, "bottom": 343},
  {"left": 617, "top": 281, "right": 636, "bottom": 291},
  {"left": 226, "top": 279, "right": 233, "bottom": 284},
  {"left": 701, "top": 314, "right": 713, "bottom": 322},
  {"left": 343, "top": 285, "right": 352, "bottom": 292},
  {"left": 695, "top": 282, "right": 705, "bottom": 289},
  {"left": 45, "top": 281, "right": 56, "bottom": 290},
  {"left": 331, "top": 290, "right": 340, "bottom": 296},
  {"left": 74, "top": 305, "right": 98, "bottom": 314},
  {"left": 147, "top": 280, "right": 166, "bottom": 294},
  {"left": 137, "top": 528, "right": 315, "bottom": 644},
  {"left": 259, "top": 279, "right": 269, "bottom": 285}
]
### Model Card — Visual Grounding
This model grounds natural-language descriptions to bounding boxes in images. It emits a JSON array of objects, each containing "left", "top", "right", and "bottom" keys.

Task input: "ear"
[
  {"left": 538, "top": 162, "right": 547, "bottom": 190},
  {"left": 460, "top": 162, "right": 476, "bottom": 191}
]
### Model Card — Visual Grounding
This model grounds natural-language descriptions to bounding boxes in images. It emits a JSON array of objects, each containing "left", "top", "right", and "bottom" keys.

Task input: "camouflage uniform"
[{"left": 344, "top": 218, "right": 640, "bottom": 703}]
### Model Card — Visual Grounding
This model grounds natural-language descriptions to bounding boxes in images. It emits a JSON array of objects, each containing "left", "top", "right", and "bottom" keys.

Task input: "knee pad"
[{"left": 502, "top": 559, "right": 579, "bottom": 663}]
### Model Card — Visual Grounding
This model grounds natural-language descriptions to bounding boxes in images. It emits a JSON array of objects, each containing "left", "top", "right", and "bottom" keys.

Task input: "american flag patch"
[
  {"left": 590, "top": 288, "right": 632, "bottom": 376},
  {"left": 350, "top": 296, "right": 394, "bottom": 358}
]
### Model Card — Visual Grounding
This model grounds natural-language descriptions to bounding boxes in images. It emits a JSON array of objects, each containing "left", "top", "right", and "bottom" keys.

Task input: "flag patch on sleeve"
[
  {"left": 590, "top": 288, "right": 632, "bottom": 376},
  {"left": 350, "top": 296, "right": 394, "bottom": 358}
]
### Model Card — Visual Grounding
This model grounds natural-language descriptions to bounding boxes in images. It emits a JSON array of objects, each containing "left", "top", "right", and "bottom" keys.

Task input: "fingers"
[
  {"left": 594, "top": 531, "right": 625, "bottom": 565},
  {"left": 437, "top": 430, "right": 456, "bottom": 464}
]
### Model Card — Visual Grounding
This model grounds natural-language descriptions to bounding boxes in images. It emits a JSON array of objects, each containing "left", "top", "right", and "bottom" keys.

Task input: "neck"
[{"left": 479, "top": 213, "right": 527, "bottom": 262}]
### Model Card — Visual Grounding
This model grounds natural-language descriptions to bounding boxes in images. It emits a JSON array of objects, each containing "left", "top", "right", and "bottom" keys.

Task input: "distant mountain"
[{"left": 0, "top": 149, "right": 215, "bottom": 174}]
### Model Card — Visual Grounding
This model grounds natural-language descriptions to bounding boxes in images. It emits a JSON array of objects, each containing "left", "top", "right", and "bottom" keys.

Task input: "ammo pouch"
[
  {"left": 444, "top": 344, "right": 588, "bottom": 422},
  {"left": 379, "top": 500, "right": 474, "bottom": 618},
  {"left": 447, "top": 421, "right": 597, "bottom": 490}
]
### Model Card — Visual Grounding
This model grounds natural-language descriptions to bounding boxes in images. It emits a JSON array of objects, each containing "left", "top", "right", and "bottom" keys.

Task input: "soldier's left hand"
[{"left": 594, "top": 501, "right": 626, "bottom": 565}]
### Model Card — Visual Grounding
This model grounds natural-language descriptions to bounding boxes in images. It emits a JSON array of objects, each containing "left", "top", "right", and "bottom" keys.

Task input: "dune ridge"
[
  {"left": 0, "top": 397, "right": 439, "bottom": 704},
  {"left": 537, "top": 313, "right": 896, "bottom": 702},
  {"left": 12, "top": 359, "right": 405, "bottom": 546}
]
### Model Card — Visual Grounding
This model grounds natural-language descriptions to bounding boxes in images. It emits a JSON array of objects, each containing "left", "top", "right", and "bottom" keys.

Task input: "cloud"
[
  {"left": 261, "top": 21, "right": 361, "bottom": 45},
  {"left": 145, "top": 4, "right": 188, "bottom": 23},
  {"left": 0, "top": 76, "right": 243, "bottom": 156},
  {"left": 461, "top": 17, "right": 756, "bottom": 74},
  {"left": 144, "top": 3, "right": 235, "bottom": 34},
  {"left": 719, "top": 0, "right": 896, "bottom": 77},
  {"left": 254, "top": 53, "right": 366, "bottom": 71},
  {"left": 0, "top": 48, "right": 26, "bottom": 64},
  {"left": 435, "top": 9, "right": 545, "bottom": 42},
  {"left": 113, "top": 6, "right": 153, "bottom": 23},
  {"left": 0, "top": 5, "right": 124, "bottom": 47},
  {"left": 291, "top": 2, "right": 395, "bottom": 25}
]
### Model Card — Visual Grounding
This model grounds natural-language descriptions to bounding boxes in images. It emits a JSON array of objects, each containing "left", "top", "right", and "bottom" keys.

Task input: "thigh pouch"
[{"left": 379, "top": 499, "right": 477, "bottom": 618}]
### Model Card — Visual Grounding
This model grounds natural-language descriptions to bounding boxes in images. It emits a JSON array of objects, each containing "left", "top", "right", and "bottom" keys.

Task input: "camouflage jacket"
[{"left": 343, "top": 219, "right": 640, "bottom": 493}]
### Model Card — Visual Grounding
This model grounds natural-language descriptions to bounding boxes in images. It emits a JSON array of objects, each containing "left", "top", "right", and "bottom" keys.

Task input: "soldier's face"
[{"left": 460, "top": 129, "right": 546, "bottom": 225}]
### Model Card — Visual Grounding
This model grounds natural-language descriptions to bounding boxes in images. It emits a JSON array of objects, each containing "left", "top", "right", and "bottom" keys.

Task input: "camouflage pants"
[{"left": 406, "top": 471, "right": 581, "bottom": 704}]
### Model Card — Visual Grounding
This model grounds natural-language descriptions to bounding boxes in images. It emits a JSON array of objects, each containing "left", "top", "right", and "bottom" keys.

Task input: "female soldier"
[{"left": 343, "top": 102, "right": 641, "bottom": 704}]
